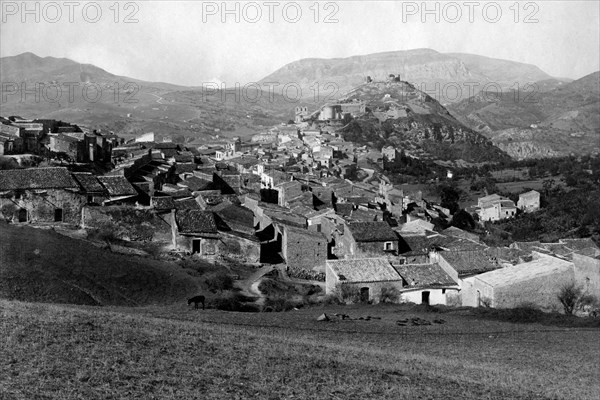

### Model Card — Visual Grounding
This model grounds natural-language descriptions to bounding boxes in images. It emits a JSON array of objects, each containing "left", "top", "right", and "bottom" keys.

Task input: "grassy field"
[{"left": 2, "top": 300, "right": 599, "bottom": 399}]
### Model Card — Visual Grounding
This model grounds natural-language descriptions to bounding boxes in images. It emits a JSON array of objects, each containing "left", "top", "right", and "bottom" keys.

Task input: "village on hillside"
[{"left": 1, "top": 77, "right": 599, "bottom": 316}]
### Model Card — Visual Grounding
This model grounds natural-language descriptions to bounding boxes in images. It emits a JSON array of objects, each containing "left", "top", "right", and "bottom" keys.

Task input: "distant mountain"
[
  {"left": 332, "top": 80, "right": 509, "bottom": 163},
  {"left": 447, "top": 71, "right": 600, "bottom": 159},
  {"left": 259, "top": 49, "right": 558, "bottom": 104},
  {"left": 0, "top": 53, "right": 290, "bottom": 142},
  {"left": 445, "top": 53, "right": 552, "bottom": 88}
]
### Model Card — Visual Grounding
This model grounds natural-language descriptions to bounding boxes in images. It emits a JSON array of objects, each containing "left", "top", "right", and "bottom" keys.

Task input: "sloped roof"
[
  {"left": 560, "top": 238, "right": 600, "bottom": 252},
  {"left": 214, "top": 203, "right": 255, "bottom": 230},
  {"left": 97, "top": 176, "right": 137, "bottom": 197},
  {"left": 394, "top": 263, "right": 457, "bottom": 287},
  {"left": 438, "top": 250, "right": 500, "bottom": 276},
  {"left": 475, "top": 255, "right": 573, "bottom": 287},
  {"left": 72, "top": 172, "right": 106, "bottom": 193},
  {"left": 0, "top": 167, "right": 78, "bottom": 190},
  {"left": 327, "top": 258, "right": 401, "bottom": 283},
  {"left": 176, "top": 210, "right": 217, "bottom": 234},
  {"left": 151, "top": 196, "right": 175, "bottom": 210},
  {"left": 519, "top": 190, "right": 540, "bottom": 199},
  {"left": 173, "top": 198, "right": 202, "bottom": 210},
  {"left": 347, "top": 221, "right": 398, "bottom": 242},
  {"left": 178, "top": 176, "right": 212, "bottom": 191}
]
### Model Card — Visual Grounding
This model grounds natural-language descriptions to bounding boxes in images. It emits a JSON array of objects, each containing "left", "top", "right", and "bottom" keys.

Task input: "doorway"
[
  {"left": 360, "top": 287, "right": 370, "bottom": 303},
  {"left": 192, "top": 239, "right": 201, "bottom": 254},
  {"left": 54, "top": 208, "right": 63, "bottom": 222},
  {"left": 421, "top": 291, "right": 430, "bottom": 305},
  {"left": 18, "top": 208, "right": 27, "bottom": 222}
]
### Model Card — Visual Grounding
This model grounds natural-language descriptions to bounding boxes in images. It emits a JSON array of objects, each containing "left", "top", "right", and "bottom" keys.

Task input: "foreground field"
[{"left": 2, "top": 300, "right": 599, "bottom": 399}]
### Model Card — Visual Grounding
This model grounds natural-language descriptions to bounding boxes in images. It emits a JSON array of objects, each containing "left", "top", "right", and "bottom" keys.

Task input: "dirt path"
[{"left": 235, "top": 264, "right": 277, "bottom": 303}]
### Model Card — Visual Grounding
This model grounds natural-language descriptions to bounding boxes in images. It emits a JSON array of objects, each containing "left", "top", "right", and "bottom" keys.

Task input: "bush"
[
  {"left": 380, "top": 285, "right": 401, "bottom": 303},
  {"left": 331, "top": 284, "right": 364, "bottom": 304},
  {"left": 205, "top": 272, "right": 234, "bottom": 293},
  {"left": 211, "top": 293, "right": 258, "bottom": 312},
  {"left": 557, "top": 282, "right": 587, "bottom": 315},
  {"left": 263, "top": 296, "right": 302, "bottom": 312}
]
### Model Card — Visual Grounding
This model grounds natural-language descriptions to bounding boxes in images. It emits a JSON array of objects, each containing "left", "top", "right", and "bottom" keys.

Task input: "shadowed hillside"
[{"left": 0, "top": 223, "right": 199, "bottom": 306}]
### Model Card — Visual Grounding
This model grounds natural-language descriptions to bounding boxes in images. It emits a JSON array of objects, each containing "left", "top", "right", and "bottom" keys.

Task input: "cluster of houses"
[
  {"left": 0, "top": 116, "right": 121, "bottom": 163},
  {"left": 474, "top": 190, "right": 541, "bottom": 222},
  {"left": 1, "top": 108, "right": 598, "bottom": 313}
]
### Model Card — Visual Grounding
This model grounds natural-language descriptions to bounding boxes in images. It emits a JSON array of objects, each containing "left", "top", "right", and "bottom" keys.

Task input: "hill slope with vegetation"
[
  {"left": 0, "top": 223, "right": 199, "bottom": 306},
  {"left": 337, "top": 81, "right": 510, "bottom": 163}
]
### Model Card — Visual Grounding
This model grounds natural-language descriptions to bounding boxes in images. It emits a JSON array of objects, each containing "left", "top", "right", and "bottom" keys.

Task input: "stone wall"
[
  {"left": 282, "top": 227, "right": 327, "bottom": 271},
  {"left": 0, "top": 189, "right": 85, "bottom": 225}
]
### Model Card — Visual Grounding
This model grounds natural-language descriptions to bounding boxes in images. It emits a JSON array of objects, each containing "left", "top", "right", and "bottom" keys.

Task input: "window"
[
  {"left": 442, "top": 289, "right": 446, "bottom": 294},
  {"left": 384, "top": 242, "right": 393, "bottom": 251},
  {"left": 54, "top": 208, "right": 63, "bottom": 222}
]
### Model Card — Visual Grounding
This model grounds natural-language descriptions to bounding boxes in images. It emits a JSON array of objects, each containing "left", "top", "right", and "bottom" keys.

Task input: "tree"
[
  {"left": 557, "top": 282, "right": 597, "bottom": 315},
  {"left": 452, "top": 209, "right": 476, "bottom": 231}
]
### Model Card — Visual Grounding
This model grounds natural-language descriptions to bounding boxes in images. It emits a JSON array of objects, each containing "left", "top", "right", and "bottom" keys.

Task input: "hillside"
[
  {"left": 0, "top": 223, "right": 199, "bottom": 306},
  {"left": 335, "top": 80, "right": 509, "bottom": 163},
  {"left": 2, "top": 300, "right": 599, "bottom": 399},
  {"left": 260, "top": 49, "right": 556, "bottom": 103},
  {"left": 0, "top": 53, "right": 291, "bottom": 143},
  {"left": 448, "top": 71, "right": 600, "bottom": 159}
]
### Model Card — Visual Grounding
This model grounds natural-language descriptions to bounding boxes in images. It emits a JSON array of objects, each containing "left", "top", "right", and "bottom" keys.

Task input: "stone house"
[
  {"left": 336, "top": 221, "right": 399, "bottom": 258},
  {"left": 393, "top": 263, "right": 460, "bottom": 305},
  {"left": 280, "top": 224, "right": 328, "bottom": 273},
  {"left": 477, "top": 198, "right": 517, "bottom": 222},
  {"left": 213, "top": 203, "right": 261, "bottom": 263},
  {"left": 325, "top": 257, "right": 457, "bottom": 304},
  {"left": 432, "top": 250, "right": 500, "bottom": 285},
  {"left": 173, "top": 210, "right": 220, "bottom": 256},
  {"left": 460, "top": 253, "right": 576, "bottom": 310},
  {"left": 96, "top": 176, "right": 138, "bottom": 205},
  {"left": 276, "top": 180, "right": 303, "bottom": 207},
  {"left": 0, "top": 167, "right": 85, "bottom": 224},
  {"left": 517, "top": 190, "right": 541, "bottom": 213},
  {"left": 326, "top": 258, "right": 404, "bottom": 302},
  {"left": 382, "top": 146, "right": 400, "bottom": 162},
  {"left": 72, "top": 172, "right": 108, "bottom": 205},
  {"left": 573, "top": 253, "right": 600, "bottom": 302}
]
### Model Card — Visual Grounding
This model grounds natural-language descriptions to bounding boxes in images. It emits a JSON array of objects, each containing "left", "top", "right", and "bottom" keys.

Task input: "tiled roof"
[
  {"left": 327, "top": 258, "right": 401, "bottom": 283},
  {"left": 475, "top": 255, "right": 573, "bottom": 287},
  {"left": 214, "top": 204, "right": 255, "bottom": 230},
  {"left": 72, "top": 173, "right": 106, "bottom": 193},
  {"left": 175, "top": 163, "right": 197, "bottom": 174},
  {"left": 335, "top": 203, "right": 354, "bottom": 216},
  {"left": 178, "top": 176, "right": 212, "bottom": 191},
  {"left": 97, "top": 176, "right": 137, "bottom": 197},
  {"left": 347, "top": 222, "right": 398, "bottom": 242},
  {"left": 0, "top": 167, "right": 78, "bottom": 190},
  {"left": 519, "top": 190, "right": 540, "bottom": 199},
  {"left": 394, "top": 263, "right": 457, "bottom": 287},
  {"left": 560, "top": 238, "right": 600, "bottom": 252},
  {"left": 176, "top": 210, "right": 218, "bottom": 234},
  {"left": 151, "top": 196, "right": 175, "bottom": 210},
  {"left": 173, "top": 198, "right": 202, "bottom": 210},
  {"left": 438, "top": 251, "right": 500, "bottom": 276}
]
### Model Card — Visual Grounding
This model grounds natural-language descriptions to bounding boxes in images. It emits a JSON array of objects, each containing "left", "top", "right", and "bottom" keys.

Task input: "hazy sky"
[{"left": 1, "top": 0, "right": 599, "bottom": 85}]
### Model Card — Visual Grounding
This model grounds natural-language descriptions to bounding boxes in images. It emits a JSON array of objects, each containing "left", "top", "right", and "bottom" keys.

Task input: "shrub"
[
  {"left": 205, "top": 272, "right": 234, "bottom": 293},
  {"left": 557, "top": 282, "right": 587, "bottom": 315},
  {"left": 211, "top": 293, "right": 258, "bottom": 312},
  {"left": 263, "top": 296, "right": 302, "bottom": 312},
  {"left": 379, "top": 285, "right": 401, "bottom": 303},
  {"left": 331, "top": 284, "right": 362, "bottom": 304}
]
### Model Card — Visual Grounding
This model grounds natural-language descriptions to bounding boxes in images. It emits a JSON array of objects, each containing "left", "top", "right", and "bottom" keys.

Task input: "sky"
[{"left": 1, "top": 0, "right": 599, "bottom": 85}]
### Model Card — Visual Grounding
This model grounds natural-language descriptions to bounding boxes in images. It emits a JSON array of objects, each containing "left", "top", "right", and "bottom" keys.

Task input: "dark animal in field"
[{"left": 188, "top": 295, "right": 205, "bottom": 310}]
